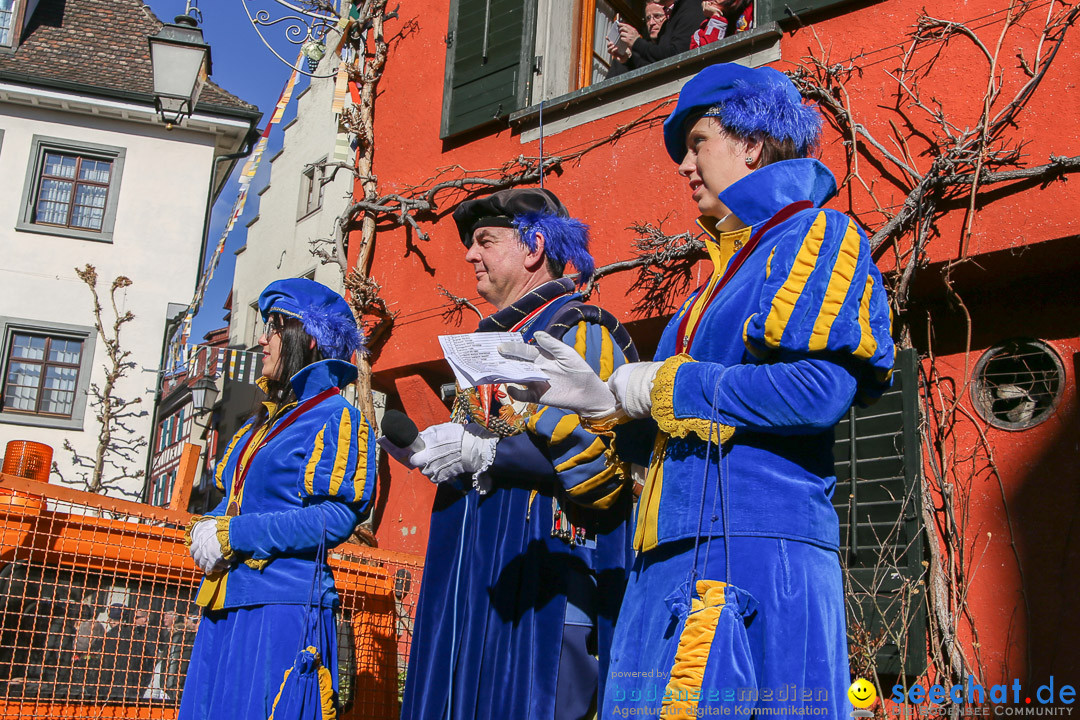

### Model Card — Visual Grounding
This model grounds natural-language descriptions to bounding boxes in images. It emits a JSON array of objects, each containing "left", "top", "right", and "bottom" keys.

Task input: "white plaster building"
[
  {"left": 0, "top": 0, "right": 260, "bottom": 497},
  {"left": 227, "top": 54, "right": 354, "bottom": 353}
]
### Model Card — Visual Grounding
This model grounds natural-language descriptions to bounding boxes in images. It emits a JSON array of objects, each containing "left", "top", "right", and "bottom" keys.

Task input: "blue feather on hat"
[
  {"left": 713, "top": 79, "right": 822, "bottom": 156},
  {"left": 514, "top": 211, "right": 595, "bottom": 286}
]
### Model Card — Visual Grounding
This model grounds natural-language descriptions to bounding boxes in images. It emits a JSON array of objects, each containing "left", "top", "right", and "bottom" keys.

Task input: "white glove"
[
  {"left": 189, "top": 518, "right": 229, "bottom": 575},
  {"left": 497, "top": 331, "right": 616, "bottom": 419},
  {"left": 409, "top": 422, "right": 499, "bottom": 487},
  {"left": 607, "top": 361, "right": 664, "bottom": 419}
]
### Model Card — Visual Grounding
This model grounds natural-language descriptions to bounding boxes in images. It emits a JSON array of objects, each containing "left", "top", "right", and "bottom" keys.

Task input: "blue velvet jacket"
[
  {"left": 197, "top": 359, "right": 376, "bottom": 609},
  {"left": 615, "top": 159, "right": 895, "bottom": 553}
]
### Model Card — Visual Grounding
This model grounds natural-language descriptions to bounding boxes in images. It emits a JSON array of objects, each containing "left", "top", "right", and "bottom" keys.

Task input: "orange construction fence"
[{"left": 0, "top": 471, "right": 424, "bottom": 719}]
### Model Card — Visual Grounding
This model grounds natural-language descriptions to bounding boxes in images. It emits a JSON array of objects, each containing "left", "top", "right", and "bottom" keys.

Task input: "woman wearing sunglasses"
[{"left": 180, "top": 278, "right": 375, "bottom": 720}]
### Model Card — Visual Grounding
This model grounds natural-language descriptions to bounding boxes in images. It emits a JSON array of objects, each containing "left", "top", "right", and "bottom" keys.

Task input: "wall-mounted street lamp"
[
  {"left": 148, "top": 1, "right": 212, "bottom": 128},
  {"left": 189, "top": 375, "right": 219, "bottom": 417}
]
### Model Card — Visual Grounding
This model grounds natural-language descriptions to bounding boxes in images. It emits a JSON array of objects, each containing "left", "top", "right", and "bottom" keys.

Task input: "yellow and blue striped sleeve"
[
  {"left": 743, "top": 208, "right": 894, "bottom": 393},
  {"left": 525, "top": 320, "right": 631, "bottom": 509},
  {"left": 214, "top": 421, "right": 254, "bottom": 492},
  {"left": 651, "top": 210, "right": 896, "bottom": 441},
  {"left": 299, "top": 405, "right": 376, "bottom": 512}
]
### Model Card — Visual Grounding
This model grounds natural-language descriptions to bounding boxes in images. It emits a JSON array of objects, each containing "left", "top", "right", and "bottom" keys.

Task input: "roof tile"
[{"left": 0, "top": 0, "right": 257, "bottom": 113}]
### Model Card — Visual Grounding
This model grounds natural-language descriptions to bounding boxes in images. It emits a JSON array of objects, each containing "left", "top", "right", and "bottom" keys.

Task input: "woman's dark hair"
[
  {"left": 754, "top": 134, "right": 806, "bottom": 166},
  {"left": 253, "top": 314, "right": 323, "bottom": 430}
]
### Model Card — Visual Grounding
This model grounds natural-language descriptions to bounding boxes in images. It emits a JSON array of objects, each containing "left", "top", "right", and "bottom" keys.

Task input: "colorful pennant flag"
[{"left": 167, "top": 52, "right": 305, "bottom": 371}]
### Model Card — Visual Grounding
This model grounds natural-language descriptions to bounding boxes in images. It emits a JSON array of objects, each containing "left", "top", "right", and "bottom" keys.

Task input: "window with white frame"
[
  {"left": 0, "top": 0, "right": 15, "bottom": 47},
  {"left": 298, "top": 159, "right": 327, "bottom": 219},
  {"left": 3, "top": 333, "right": 83, "bottom": 417},
  {"left": 249, "top": 301, "right": 261, "bottom": 349},
  {"left": 17, "top": 136, "right": 126, "bottom": 242},
  {"left": 0, "top": 318, "right": 96, "bottom": 430}
]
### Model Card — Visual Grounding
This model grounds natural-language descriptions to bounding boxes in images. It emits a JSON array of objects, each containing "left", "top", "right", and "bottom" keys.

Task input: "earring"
[{"left": 745, "top": 156, "right": 754, "bottom": 165}]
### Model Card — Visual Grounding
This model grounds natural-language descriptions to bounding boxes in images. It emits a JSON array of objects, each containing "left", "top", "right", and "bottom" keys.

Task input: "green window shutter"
[
  {"left": 756, "top": 0, "right": 853, "bottom": 25},
  {"left": 441, "top": 0, "right": 537, "bottom": 138},
  {"left": 833, "top": 348, "right": 927, "bottom": 680}
]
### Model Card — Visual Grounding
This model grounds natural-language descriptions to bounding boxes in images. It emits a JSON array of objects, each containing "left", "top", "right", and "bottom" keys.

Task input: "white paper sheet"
[{"left": 438, "top": 332, "right": 550, "bottom": 388}]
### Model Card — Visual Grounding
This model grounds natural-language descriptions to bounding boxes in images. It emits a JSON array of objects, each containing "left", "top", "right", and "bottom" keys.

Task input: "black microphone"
[
  {"left": 378, "top": 410, "right": 426, "bottom": 466},
  {"left": 382, "top": 410, "right": 424, "bottom": 451}
]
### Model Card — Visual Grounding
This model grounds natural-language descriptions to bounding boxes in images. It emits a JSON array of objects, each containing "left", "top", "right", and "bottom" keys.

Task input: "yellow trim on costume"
[
  {"left": 554, "top": 436, "right": 606, "bottom": 473},
  {"left": 526, "top": 489, "right": 539, "bottom": 520},
  {"left": 650, "top": 354, "right": 736, "bottom": 446},
  {"left": 305, "top": 426, "right": 326, "bottom": 496},
  {"left": 573, "top": 320, "right": 588, "bottom": 358},
  {"left": 590, "top": 477, "right": 626, "bottom": 510},
  {"left": 195, "top": 571, "right": 227, "bottom": 609},
  {"left": 695, "top": 217, "right": 750, "bottom": 276},
  {"left": 765, "top": 247, "right": 776, "bottom": 280},
  {"left": 268, "top": 665, "right": 293, "bottom": 720},
  {"left": 352, "top": 413, "right": 370, "bottom": 503},
  {"left": 682, "top": 223, "right": 751, "bottom": 352},
  {"left": 570, "top": 441, "right": 629, "bottom": 507},
  {"left": 809, "top": 218, "right": 861, "bottom": 352},
  {"left": 267, "top": 646, "right": 337, "bottom": 720},
  {"left": 742, "top": 315, "right": 768, "bottom": 360},
  {"left": 660, "top": 580, "right": 729, "bottom": 717},
  {"left": 854, "top": 274, "right": 878, "bottom": 359},
  {"left": 579, "top": 411, "right": 630, "bottom": 435},
  {"left": 318, "top": 661, "right": 337, "bottom": 719},
  {"left": 549, "top": 414, "right": 581, "bottom": 445},
  {"left": 214, "top": 422, "right": 252, "bottom": 491},
  {"left": 194, "top": 517, "right": 236, "bottom": 611},
  {"left": 598, "top": 326, "right": 615, "bottom": 381},
  {"left": 215, "top": 516, "right": 234, "bottom": 561},
  {"left": 565, "top": 462, "right": 619, "bottom": 497},
  {"left": 633, "top": 433, "right": 669, "bottom": 552},
  {"left": 763, "top": 210, "right": 828, "bottom": 349},
  {"left": 328, "top": 410, "right": 353, "bottom": 497},
  {"left": 183, "top": 515, "right": 203, "bottom": 548},
  {"left": 526, "top": 405, "right": 550, "bottom": 434},
  {"left": 234, "top": 403, "right": 294, "bottom": 509}
]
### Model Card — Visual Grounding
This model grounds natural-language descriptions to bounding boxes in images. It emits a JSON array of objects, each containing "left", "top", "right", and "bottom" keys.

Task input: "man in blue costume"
[
  {"left": 502, "top": 65, "right": 895, "bottom": 717},
  {"left": 399, "top": 188, "right": 637, "bottom": 720}
]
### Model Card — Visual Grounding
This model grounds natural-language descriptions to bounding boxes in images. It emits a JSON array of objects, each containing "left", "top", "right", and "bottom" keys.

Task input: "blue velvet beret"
[
  {"left": 258, "top": 278, "right": 364, "bottom": 361},
  {"left": 663, "top": 63, "right": 822, "bottom": 163}
]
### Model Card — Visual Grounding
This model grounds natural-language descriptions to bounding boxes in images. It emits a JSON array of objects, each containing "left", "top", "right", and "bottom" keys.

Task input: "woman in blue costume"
[
  {"left": 180, "top": 278, "right": 376, "bottom": 720},
  {"left": 502, "top": 63, "right": 895, "bottom": 716}
]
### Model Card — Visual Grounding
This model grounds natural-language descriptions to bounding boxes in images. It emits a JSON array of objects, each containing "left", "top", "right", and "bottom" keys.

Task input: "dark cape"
[{"left": 400, "top": 278, "right": 636, "bottom": 720}]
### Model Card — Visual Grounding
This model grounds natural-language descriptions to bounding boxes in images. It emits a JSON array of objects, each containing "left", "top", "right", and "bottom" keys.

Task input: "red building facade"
[{"left": 348, "top": 0, "right": 1079, "bottom": 695}]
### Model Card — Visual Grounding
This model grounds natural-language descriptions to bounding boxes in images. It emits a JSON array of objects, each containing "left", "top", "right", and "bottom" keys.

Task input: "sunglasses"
[{"left": 260, "top": 316, "right": 285, "bottom": 339}]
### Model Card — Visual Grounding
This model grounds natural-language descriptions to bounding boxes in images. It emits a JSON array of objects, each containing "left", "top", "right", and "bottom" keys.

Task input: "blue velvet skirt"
[
  {"left": 177, "top": 604, "right": 338, "bottom": 720},
  {"left": 603, "top": 536, "right": 852, "bottom": 717}
]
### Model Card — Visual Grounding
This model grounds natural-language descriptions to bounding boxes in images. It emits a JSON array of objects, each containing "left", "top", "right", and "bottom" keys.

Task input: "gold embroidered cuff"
[
  {"left": 651, "top": 354, "right": 735, "bottom": 446},
  {"left": 183, "top": 515, "right": 204, "bottom": 548},
  {"left": 244, "top": 558, "right": 272, "bottom": 571},
  {"left": 579, "top": 408, "right": 630, "bottom": 436},
  {"left": 215, "top": 516, "right": 235, "bottom": 562}
]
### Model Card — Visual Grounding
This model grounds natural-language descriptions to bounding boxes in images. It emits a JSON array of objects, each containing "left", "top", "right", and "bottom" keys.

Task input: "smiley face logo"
[{"left": 848, "top": 678, "right": 877, "bottom": 709}]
